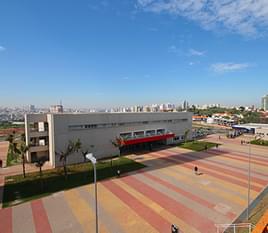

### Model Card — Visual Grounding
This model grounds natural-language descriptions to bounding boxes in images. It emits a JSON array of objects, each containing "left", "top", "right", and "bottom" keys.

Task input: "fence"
[{"left": 215, "top": 223, "right": 255, "bottom": 233}]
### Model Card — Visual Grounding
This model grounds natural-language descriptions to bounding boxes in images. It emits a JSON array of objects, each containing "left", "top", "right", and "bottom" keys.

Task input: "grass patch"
[
  {"left": 6, "top": 145, "right": 20, "bottom": 167},
  {"left": 0, "top": 136, "right": 7, "bottom": 141},
  {"left": 3, "top": 157, "right": 145, "bottom": 208},
  {"left": 250, "top": 139, "right": 268, "bottom": 147},
  {"left": 179, "top": 141, "right": 219, "bottom": 151}
]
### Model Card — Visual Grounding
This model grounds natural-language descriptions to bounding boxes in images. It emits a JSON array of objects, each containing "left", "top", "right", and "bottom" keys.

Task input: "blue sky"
[{"left": 0, "top": 0, "right": 267, "bottom": 108}]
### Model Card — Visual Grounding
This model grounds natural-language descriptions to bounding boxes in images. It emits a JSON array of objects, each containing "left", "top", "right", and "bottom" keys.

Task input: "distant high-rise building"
[
  {"left": 50, "top": 105, "right": 63, "bottom": 113},
  {"left": 29, "top": 105, "right": 35, "bottom": 112},
  {"left": 262, "top": 95, "right": 268, "bottom": 111},
  {"left": 182, "top": 100, "right": 189, "bottom": 111}
]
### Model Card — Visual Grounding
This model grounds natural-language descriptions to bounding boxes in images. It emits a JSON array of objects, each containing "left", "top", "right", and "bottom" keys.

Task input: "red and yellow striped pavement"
[{"left": 1, "top": 140, "right": 268, "bottom": 233}]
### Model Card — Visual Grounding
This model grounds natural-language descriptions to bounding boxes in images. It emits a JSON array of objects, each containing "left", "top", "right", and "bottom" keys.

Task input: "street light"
[
  {"left": 86, "top": 153, "right": 98, "bottom": 233},
  {"left": 245, "top": 142, "right": 251, "bottom": 221}
]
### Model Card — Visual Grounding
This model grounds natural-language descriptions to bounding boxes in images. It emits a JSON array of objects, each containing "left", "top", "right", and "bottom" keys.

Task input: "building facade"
[
  {"left": 25, "top": 112, "right": 192, "bottom": 167},
  {"left": 49, "top": 105, "right": 63, "bottom": 113},
  {"left": 255, "top": 127, "right": 268, "bottom": 140},
  {"left": 233, "top": 123, "right": 268, "bottom": 139},
  {"left": 262, "top": 95, "right": 268, "bottom": 111}
]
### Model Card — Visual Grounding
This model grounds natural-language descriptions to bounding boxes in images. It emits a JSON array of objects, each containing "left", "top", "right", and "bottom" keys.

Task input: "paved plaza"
[{"left": 1, "top": 136, "right": 268, "bottom": 233}]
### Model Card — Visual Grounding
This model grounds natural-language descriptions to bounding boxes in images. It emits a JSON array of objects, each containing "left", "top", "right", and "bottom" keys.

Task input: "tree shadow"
[{"left": 2, "top": 146, "right": 229, "bottom": 208}]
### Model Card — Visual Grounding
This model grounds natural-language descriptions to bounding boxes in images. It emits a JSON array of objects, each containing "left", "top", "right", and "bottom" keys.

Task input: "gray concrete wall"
[{"left": 26, "top": 112, "right": 192, "bottom": 167}]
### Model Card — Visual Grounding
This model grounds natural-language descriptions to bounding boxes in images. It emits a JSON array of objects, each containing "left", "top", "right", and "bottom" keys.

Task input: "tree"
[
  {"left": 56, "top": 139, "right": 81, "bottom": 180},
  {"left": 111, "top": 137, "right": 125, "bottom": 155},
  {"left": 81, "top": 149, "right": 89, "bottom": 163},
  {"left": 35, "top": 158, "right": 46, "bottom": 190},
  {"left": 17, "top": 142, "right": 29, "bottom": 178},
  {"left": 6, "top": 133, "right": 19, "bottom": 162},
  {"left": 184, "top": 129, "right": 190, "bottom": 143},
  {"left": 81, "top": 145, "right": 94, "bottom": 163},
  {"left": 239, "top": 106, "right": 245, "bottom": 112},
  {"left": 111, "top": 137, "right": 125, "bottom": 168}
]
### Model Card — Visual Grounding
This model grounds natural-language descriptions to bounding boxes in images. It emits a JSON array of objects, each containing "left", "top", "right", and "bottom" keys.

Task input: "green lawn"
[
  {"left": 5, "top": 142, "right": 21, "bottom": 167},
  {"left": 3, "top": 157, "right": 146, "bottom": 208},
  {"left": 250, "top": 139, "right": 268, "bottom": 147},
  {"left": 178, "top": 141, "right": 219, "bottom": 151}
]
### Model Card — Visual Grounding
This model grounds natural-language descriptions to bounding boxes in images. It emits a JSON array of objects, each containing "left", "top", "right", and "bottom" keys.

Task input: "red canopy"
[{"left": 122, "top": 133, "right": 175, "bottom": 146}]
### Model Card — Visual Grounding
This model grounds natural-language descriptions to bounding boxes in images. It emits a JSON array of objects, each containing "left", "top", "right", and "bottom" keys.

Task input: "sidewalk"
[{"left": 0, "top": 141, "right": 9, "bottom": 168}]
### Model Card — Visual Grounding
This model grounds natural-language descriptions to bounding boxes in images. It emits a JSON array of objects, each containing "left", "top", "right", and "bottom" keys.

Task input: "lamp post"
[
  {"left": 246, "top": 142, "right": 251, "bottom": 221},
  {"left": 86, "top": 153, "right": 98, "bottom": 233}
]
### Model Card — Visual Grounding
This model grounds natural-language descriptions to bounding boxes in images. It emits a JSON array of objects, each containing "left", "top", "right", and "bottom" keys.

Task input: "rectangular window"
[
  {"left": 120, "top": 132, "right": 132, "bottom": 139},
  {"left": 146, "top": 130, "right": 156, "bottom": 136},
  {"left": 157, "top": 129, "right": 165, "bottom": 135},
  {"left": 134, "top": 131, "right": 144, "bottom": 138}
]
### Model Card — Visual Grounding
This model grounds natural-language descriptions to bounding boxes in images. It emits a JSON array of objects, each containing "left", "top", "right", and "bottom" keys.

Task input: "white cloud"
[
  {"left": 211, "top": 62, "right": 250, "bottom": 73},
  {"left": 0, "top": 46, "right": 6, "bottom": 51},
  {"left": 189, "top": 48, "right": 205, "bottom": 56},
  {"left": 136, "top": 0, "right": 268, "bottom": 36}
]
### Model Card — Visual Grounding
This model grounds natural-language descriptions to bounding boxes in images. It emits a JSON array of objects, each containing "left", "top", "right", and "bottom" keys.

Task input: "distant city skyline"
[
  {"left": 0, "top": 101, "right": 258, "bottom": 110},
  {"left": 0, "top": 0, "right": 268, "bottom": 108}
]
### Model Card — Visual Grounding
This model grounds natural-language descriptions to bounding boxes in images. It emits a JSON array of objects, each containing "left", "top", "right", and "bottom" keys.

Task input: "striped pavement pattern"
[{"left": 1, "top": 145, "right": 268, "bottom": 233}]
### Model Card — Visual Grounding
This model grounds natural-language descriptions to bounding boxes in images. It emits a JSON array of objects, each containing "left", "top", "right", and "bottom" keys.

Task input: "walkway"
[
  {"left": 1, "top": 136, "right": 268, "bottom": 232},
  {"left": 0, "top": 141, "right": 9, "bottom": 168}
]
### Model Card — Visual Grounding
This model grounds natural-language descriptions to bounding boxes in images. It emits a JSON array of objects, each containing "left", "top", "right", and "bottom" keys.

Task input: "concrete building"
[
  {"left": 49, "top": 105, "right": 63, "bottom": 113},
  {"left": 232, "top": 123, "right": 268, "bottom": 139},
  {"left": 25, "top": 112, "right": 192, "bottom": 167},
  {"left": 29, "top": 105, "right": 35, "bottom": 112},
  {"left": 262, "top": 95, "right": 268, "bottom": 111}
]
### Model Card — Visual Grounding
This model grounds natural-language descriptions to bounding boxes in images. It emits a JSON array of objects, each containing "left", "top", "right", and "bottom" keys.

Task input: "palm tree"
[
  {"left": 6, "top": 133, "right": 19, "bottom": 162},
  {"left": 35, "top": 158, "right": 46, "bottom": 190},
  {"left": 18, "top": 142, "right": 29, "bottom": 178},
  {"left": 56, "top": 139, "right": 81, "bottom": 179},
  {"left": 184, "top": 129, "right": 190, "bottom": 143},
  {"left": 111, "top": 137, "right": 125, "bottom": 168},
  {"left": 111, "top": 137, "right": 125, "bottom": 152}
]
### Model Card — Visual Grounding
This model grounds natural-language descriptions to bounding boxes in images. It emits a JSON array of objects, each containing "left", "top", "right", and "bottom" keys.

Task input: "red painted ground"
[
  {"left": 31, "top": 200, "right": 52, "bottom": 233},
  {"left": 121, "top": 175, "right": 216, "bottom": 233},
  {"left": 142, "top": 172, "right": 237, "bottom": 220},
  {"left": 161, "top": 150, "right": 267, "bottom": 186},
  {"left": 102, "top": 179, "right": 171, "bottom": 232},
  {"left": 152, "top": 151, "right": 262, "bottom": 192},
  {"left": 0, "top": 208, "right": 12, "bottom": 233}
]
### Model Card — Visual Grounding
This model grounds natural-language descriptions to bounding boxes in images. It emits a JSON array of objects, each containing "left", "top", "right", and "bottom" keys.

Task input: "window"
[
  {"left": 157, "top": 129, "right": 165, "bottom": 135},
  {"left": 68, "top": 117, "right": 190, "bottom": 131},
  {"left": 134, "top": 131, "right": 144, "bottom": 138},
  {"left": 120, "top": 132, "right": 132, "bottom": 139},
  {"left": 146, "top": 130, "right": 156, "bottom": 136}
]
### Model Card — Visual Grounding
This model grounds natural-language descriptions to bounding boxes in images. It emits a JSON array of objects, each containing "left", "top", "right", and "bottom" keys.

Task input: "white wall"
[{"left": 26, "top": 112, "right": 192, "bottom": 167}]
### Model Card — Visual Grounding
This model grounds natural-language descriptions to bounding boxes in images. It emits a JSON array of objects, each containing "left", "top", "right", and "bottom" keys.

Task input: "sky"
[{"left": 0, "top": 0, "right": 268, "bottom": 108}]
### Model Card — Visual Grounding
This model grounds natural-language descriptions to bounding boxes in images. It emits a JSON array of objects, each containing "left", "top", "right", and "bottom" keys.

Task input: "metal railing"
[{"left": 215, "top": 223, "right": 255, "bottom": 233}]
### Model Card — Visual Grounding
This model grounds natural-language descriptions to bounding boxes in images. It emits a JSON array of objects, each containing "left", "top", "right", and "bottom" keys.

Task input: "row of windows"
[
  {"left": 256, "top": 132, "right": 268, "bottom": 136},
  {"left": 119, "top": 129, "right": 167, "bottom": 139},
  {"left": 69, "top": 118, "right": 188, "bottom": 131},
  {"left": 174, "top": 136, "right": 184, "bottom": 141}
]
